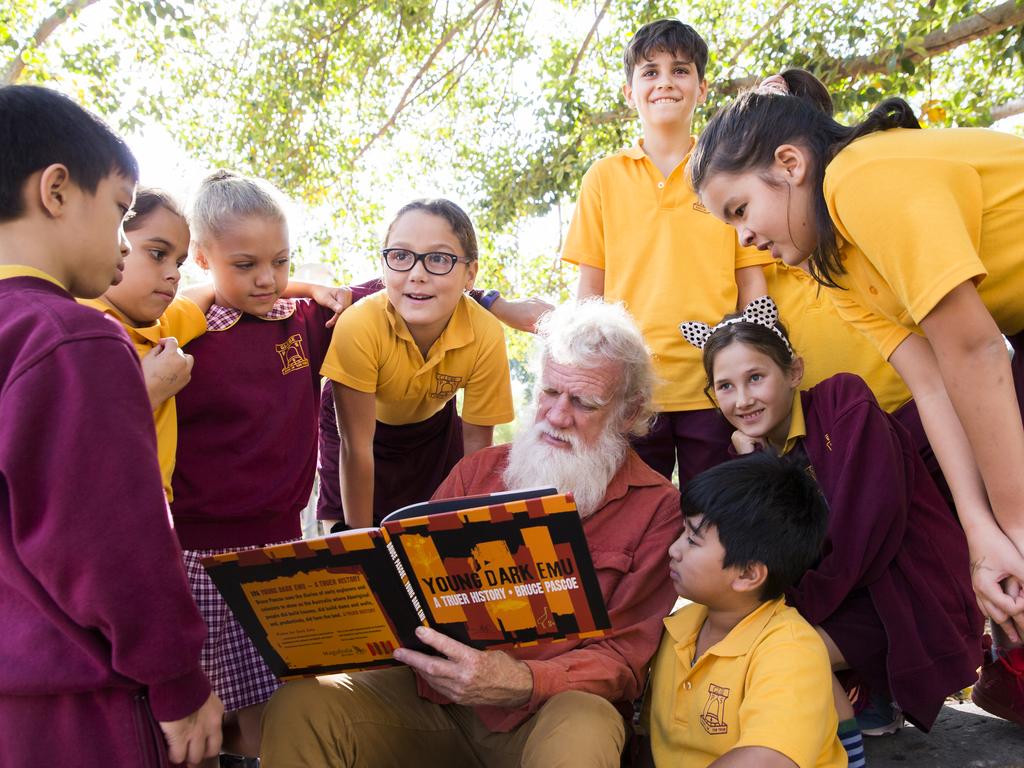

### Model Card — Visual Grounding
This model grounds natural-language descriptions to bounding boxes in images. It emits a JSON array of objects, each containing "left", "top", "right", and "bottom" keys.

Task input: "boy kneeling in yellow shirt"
[{"left": 645, "top": 453, "right": 851, "bottom": 768}]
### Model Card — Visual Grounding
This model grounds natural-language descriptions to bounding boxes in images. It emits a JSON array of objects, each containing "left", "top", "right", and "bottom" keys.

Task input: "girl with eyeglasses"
[{"left": 320, "top": 199, "right": 515, "bottom": 530}]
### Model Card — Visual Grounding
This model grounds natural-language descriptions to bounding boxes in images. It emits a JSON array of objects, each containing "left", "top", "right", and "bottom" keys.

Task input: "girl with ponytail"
[{"left": 689, "top": 72, "right": 1024, "bottom": 724}]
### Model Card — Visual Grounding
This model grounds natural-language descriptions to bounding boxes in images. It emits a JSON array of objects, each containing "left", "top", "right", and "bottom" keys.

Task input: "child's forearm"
[
  {"left": 487, "top": 297, "right": 554, "bottom": 334},
  {"left": 890, "top": 329, "right": 1024, "bottom": 639},
  {"left": 577, "top": 264, "right": 605, "bottom": 299},
  {"left": 889, "top": 334, "right": 992, "bottom": 529},
  {"left": 937, "top": 340, "right": 1024, "bottom": 538},
  {"left": 338, "top": 443, "right": 374, "bottom": 529},
  {"left": 462, "top": 422, "right": 494, "bottom": 456},
  {"left": 180, "top": 284, "right": 216, "bottom": 313},
  {"left": 735, "top": 265, "right": 768, "bottom": 310},
  {"left": 144, "top": 377, "right": 173, "bottom": 410},
  {"left": 282, "top": 280, "right": 325, "bottom": 299},
  {"left": 916, "top": 284, "right": 1024, "bottom": 537},
  {"left": 333, "top": 382, "right": 378, "bottom": 529}
]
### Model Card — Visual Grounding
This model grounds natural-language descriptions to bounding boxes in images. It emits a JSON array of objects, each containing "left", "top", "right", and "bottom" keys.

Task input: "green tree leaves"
[{"left": 5, "top": 0, "right": 1022, "bottom": 286}]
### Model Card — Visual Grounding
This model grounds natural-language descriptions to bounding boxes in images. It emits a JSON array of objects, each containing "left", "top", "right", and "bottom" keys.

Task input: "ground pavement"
[{"left": 865, "top": 699, "right": 1023, "bottom": 767}]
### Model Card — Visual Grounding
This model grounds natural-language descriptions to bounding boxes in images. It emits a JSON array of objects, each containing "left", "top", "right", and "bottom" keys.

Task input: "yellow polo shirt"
[
  {"left": 780, "top": 391, "right": 808, "bottom": 456},
  {"left": 79, "top": 296, "right": 207, "bottom": 500},
  {"left": 647, "top": 598, "right": 846, "bottom": 768},
  {"left": 766, "top": 262, "right": 911, "bottom": 412},
  {"left": 823, "top": 127, "right": 1024, "bottom": 358},
  {"left": 562, "top": 140, "right": 772, "bottom": 411},
  {"left": 321, "top": 292, "right": 514, "bottom": 426}
]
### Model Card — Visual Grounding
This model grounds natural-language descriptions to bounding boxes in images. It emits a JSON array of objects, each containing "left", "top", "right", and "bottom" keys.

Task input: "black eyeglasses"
[{"left": 381, "top": 248, "right": 472, "bottom": 276}]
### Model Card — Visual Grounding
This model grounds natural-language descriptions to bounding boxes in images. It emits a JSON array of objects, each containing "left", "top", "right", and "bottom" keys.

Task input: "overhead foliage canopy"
[{"left": 5, "top": 0, "right": 1024, "bottom": 299}]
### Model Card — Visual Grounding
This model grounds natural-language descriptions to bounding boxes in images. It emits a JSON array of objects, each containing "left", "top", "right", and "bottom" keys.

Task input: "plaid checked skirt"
[{"left": 182, "top": 544, "right": 289, "bottom": 712}]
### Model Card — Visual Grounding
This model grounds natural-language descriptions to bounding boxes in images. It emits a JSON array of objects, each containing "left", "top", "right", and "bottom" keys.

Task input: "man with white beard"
[{"left": 261, "top": 300, "right": 682, "bottom": 768}]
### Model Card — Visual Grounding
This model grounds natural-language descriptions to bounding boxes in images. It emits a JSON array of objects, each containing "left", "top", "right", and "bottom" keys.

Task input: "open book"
[{"left": 202, "top": 489, "right": 610, "bottom": 679}]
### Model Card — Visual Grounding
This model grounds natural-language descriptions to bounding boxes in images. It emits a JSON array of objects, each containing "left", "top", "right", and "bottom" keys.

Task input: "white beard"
[{"left": 502, "top": 414, "right": 629, "bottom": 518}]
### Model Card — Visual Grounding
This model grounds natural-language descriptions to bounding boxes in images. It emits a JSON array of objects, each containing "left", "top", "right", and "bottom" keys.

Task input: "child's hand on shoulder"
[
  {"left": 142, "top": 337, "right": 194, "bottom": 409},
  {"left": 283, "top": 280, "right": 352, "bottom": 327},
  {"left": 731, "top": 430, "right": 765, "bottom": 455},
  {"left": 311, "top": 284, "right": 352, "bottom": 328}
]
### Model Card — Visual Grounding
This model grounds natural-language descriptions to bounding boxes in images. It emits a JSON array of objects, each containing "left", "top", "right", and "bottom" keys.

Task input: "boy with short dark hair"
[
  {"left": 646, "top": 453, "right": 850, "bottom": 768},
  {"left": 0, "top": 84, "right": 221, "bottom": 767},
  {"left": 623, "top": 17, "right": 709, "bottom": 82},
  {"left": 562, "top": 18, "right": 771, "bottom": 486}
]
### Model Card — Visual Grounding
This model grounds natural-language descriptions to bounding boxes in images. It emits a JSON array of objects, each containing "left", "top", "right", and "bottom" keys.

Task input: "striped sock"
[{"left": 838, "top": 718, "right": 866, "bottom": 767}]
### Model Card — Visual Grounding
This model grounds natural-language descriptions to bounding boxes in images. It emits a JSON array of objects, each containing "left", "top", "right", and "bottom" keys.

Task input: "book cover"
[
  {"left": 384, "top": 491, "right": 608, "bottom": 649},
  {"left": 202, "top": 490, "right": 609, "bottom": 679}
]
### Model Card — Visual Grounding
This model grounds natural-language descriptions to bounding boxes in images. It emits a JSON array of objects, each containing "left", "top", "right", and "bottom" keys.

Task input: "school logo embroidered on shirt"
[
  {"left": 700, "top": 683, "right": 730, "bottom": 735},
  {"left": 276, "top": 334, "right": 309, "bottom": 375},
  {"left": 692, "top": 201, "right": 710, "bottom": 214},
  {"left": 431, "top": 373, "right": 463, "bottom": 399}
]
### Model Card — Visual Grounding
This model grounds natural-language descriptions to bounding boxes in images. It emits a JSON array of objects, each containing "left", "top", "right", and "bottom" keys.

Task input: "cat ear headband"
[{"left": 679, "top": 295, "right": 794, "bottom": 358}]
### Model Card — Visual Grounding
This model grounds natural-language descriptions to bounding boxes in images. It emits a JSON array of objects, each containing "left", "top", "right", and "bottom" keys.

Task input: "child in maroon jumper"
[
  {"left": 681, "top": 297, "right": 984, "bottom": 736},
  {"left": 0, "top": 85, "right": 221, "bottom": 767},
  {"left": 170, "top": 169, "right": 354, "bottom": 760}
]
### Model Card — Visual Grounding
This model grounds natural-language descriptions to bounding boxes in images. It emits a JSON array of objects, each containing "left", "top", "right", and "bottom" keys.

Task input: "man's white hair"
[{"left": 534, "top": 299, "right": 655, "bottom": 436}]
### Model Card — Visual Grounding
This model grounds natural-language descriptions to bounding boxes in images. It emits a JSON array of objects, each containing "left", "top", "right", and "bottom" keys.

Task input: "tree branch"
[
  {"left": 721, "top": 0, "right": 796, "bottom": 73},
  {"left": 719, "top": 0, "right": 1024, "bottom": 92},
  {"left": 569, "top": 0, "right": 611, "bottom": 77},
  {"left": 2, "top": 0, "right": 102, "bottom": 84},
  {"left": 828, "top": 0, "right": 1024, "bottom": 81},
  {"left": 992, "top": 96, "right": 1024, "bottom": 121},
  {"left": 424, "top": 1, "right": 504, "bottom": 111},
  {"left": 353, "top": 0, "right": 500, "bottom": 161},
  {"left": 590, "top": 0, "right": 1024, "bottom": 122}
]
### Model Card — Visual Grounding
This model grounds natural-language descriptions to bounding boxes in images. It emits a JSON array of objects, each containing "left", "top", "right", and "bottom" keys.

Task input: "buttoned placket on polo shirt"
[
  {"left": 386, "top": 296, "right": 476, "bottom": 402},
  {"left": 644, "top": 156, "right": 688, "bottom": 211}
]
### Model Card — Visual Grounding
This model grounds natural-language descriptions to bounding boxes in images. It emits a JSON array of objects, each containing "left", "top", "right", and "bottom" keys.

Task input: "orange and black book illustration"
[{"left": 202, "top": 489, "right": 610, "bottom": 679}]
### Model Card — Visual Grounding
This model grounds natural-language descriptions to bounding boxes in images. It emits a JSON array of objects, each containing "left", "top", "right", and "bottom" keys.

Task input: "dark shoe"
[
  {"left": 971, "top": 646, "right": 1024, "bottom": 726},
  {"left": 220, "top": 755, "right": 259, "bottom": 768}
]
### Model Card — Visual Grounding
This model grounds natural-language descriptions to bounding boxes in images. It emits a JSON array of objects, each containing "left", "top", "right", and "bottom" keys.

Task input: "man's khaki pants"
[{"left": 260, "top": 666, "right": 625, "bottom": 767}]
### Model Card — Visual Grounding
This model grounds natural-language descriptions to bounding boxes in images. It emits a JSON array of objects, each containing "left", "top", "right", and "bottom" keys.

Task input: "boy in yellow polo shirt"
[
  {"left": 563, "top": 18, "right": 771, "bottom": 484},
  {"left": 646, "top": 453, "right": 850, "bottom": 768}
]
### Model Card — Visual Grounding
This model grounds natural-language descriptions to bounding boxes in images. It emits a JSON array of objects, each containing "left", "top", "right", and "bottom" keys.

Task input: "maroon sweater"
[
  {"left": 0, "top": 276, "right": 210, "bottom": 760},
  {"left": 172, "top": 298, "right": 336, "bottom": 549},
  {"left": 788, "top": 374, "right": 983, "bottom": 730}
]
